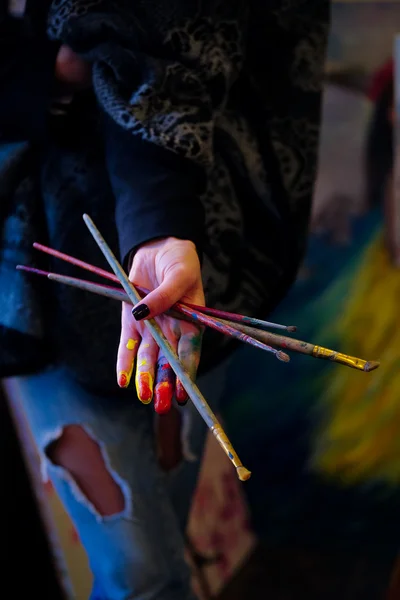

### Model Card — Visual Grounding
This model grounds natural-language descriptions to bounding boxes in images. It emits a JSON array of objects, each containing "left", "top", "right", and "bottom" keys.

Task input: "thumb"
[{"left": 131, "top": 272, "right": 190, "bottom": 321}]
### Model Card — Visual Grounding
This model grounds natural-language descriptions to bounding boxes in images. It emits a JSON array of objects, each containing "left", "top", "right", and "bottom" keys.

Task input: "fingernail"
[
  {"left": 175, "top": 379, "right": 188, "bottom": 405},
  {"left": 135, "top": 372, "right": 153, "bottom": 404},
  {"left": 118, "top": 365, "right": 133, "bottom": 388},
  {"left": 132, "top": 304, "right": 150, "bottom": 321},
  {"left": 118, "top": 371, "right": 129, "bottom": 388},
  {"left": 154, "top": 382, "right": 173, "bottom": 415}
]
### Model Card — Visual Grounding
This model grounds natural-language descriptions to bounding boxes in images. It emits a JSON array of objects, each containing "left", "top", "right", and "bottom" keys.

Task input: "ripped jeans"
[{"left": 7, "top": 360, "right": 230, "bottom": 600}]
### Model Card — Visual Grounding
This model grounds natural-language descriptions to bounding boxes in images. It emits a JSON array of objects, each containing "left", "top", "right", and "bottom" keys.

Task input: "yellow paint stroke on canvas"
[{"left": 312, "top": 233, "right": 400, "bottom": 485}]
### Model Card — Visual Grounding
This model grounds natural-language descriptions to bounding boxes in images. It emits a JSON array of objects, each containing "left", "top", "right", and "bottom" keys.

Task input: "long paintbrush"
[
  {"left": 17, "top": 266, "right": 288, "bottom": 362},
  {"left": 218, "top": 320, "right": 380, "bottom": 373},
  {"left": 81, "top": 213, "right": 251, "bottom": 482},
  {"left": 32, "top": 242, "right": 296, "bottom": 333},
  {"left": 17, "top": 265, "right": 380, "bottom": 373}
]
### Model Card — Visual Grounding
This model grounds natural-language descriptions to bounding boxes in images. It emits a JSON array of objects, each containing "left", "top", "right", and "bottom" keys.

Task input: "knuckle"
[{"left": 170, "top": 320, "right": 182, "bottom": 338}]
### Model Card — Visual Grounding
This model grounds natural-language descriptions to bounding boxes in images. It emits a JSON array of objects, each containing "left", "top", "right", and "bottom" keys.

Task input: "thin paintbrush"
[
  {"left": 184, "top": 303, "right": 297, "bottom": 333},
  {"left": 17, "top": 266, "right": 289, "bottom": 362},
  {"left": 17, "top": 266, "right": 128, "bottom": 303},
  {"left": 169, "top": 303, "right": 289, "bottom": 362},
  {"left": 82, "top": 213, "right": 251, "bottom": 482},
  {"left": 33, "top": 242, "right": 118, "bottom": 282},
  {"left": 17, "top": 265, "right": 380, "bottom": 373},
  {"left": 218, "top": 319, "right": 380, "bottom": 373},
  {"left": 32, "top": 242, "right": 296, "bottom": 333}
]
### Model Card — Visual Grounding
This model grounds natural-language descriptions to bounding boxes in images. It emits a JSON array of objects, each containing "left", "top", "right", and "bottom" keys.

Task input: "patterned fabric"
[{"left": 0, "top": 0, "right": 329, "bottom": 389}]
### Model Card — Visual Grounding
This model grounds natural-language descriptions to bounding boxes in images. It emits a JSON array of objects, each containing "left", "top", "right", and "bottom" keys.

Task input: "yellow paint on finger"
[
  {"left": 118, "top": 368, "right": 132, "bottom": 388},
  {"left": 126, "top": 359, "right": 134, "bottom": 383},
  {"left": 126, "top": 338, "right": 138, "bottom": 351},
  {"left": 135, "top": 370, "right": 153, "bottom": 405},
  {"left": 139, "top": 358, "right": 148, "bottom": 367}
]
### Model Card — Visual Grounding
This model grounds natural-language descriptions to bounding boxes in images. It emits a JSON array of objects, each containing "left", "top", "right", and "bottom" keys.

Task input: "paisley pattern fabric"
[{"left": 0, "top": 0, "right": 329, "bottom": 389}]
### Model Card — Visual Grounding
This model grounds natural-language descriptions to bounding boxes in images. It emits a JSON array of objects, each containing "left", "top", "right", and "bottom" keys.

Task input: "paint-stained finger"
[
  {"left": 154, "top": 354, "right": 175, "bottom": 415},
  {"left": 117, "top": 302, "right": 140, "bottom": 388},
  {"left": 135, "top": 335, "right": 158, "bottom": 404},
  {"left": 176, "top": 329, "right": 203, "bottom": 405}
]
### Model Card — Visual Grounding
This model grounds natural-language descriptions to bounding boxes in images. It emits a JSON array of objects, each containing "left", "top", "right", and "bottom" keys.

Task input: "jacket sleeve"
[
  {"left": 46, "top": 3, "right": 246, "bottom": 265},
  {"left": 0, "top": 4, "right": 59, "bottom": 141},
  {"left": 103, "top": 113, "right": 207, "bottom": 265}
]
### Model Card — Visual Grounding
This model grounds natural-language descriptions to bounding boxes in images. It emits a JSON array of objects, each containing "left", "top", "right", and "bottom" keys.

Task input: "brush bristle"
[
  {"left": 16, "top": 265, "right": 49, "bottom": 277},
  {"left": 364, "top": 360, "right": 380, "bottom": 372},
  {"left": 237, "top": 466, "right": 251, "bottom": 481},
  {"left": 277, "top": 351, "right": 290, "bottom": 363}
]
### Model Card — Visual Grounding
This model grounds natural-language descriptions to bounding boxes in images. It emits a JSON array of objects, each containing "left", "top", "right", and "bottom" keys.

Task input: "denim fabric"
[{"left": 8, "top": 358, "right": 230, "bottom": 600}]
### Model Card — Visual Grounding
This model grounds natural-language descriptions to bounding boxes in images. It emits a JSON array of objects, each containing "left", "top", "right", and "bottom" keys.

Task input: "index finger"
[{"left": 117, "top": 302, "right": 140, "bottom": 388}]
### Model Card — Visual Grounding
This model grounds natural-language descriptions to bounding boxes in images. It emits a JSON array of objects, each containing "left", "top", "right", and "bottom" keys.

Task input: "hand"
[
  {"left": 116, "top": 237, "right": 205, "bottom": 415},
  {"left": 55, "top": 45, "right": 91, "bottom": 90}
]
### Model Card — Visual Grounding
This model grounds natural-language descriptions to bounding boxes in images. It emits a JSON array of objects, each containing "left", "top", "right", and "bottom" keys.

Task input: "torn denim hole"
[{"left": 41, "top": 424, "right": 133, "bottom": 523}]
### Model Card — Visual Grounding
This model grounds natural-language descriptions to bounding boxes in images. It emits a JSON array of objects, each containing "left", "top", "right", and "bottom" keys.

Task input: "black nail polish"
[{"left": 132, "top": 304, "right": 150, "bottom": 321}]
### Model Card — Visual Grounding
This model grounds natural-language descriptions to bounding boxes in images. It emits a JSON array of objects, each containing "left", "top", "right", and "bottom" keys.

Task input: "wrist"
[
  {"left": 129, "top": 237, "right": 197, "bottom": 267},
  {"left": 139, "top": 237, "right": 197, "bottom": 250}
]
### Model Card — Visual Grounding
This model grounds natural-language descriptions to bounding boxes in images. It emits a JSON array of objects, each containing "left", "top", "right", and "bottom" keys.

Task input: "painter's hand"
[{"left": 116, "top": 237, "right": 204, "bottom": 414}]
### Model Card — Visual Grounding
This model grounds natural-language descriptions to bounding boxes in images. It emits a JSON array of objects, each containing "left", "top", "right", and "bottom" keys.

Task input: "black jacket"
[{"left": 0, "top": 0, "right": 330, "bottom": 391}]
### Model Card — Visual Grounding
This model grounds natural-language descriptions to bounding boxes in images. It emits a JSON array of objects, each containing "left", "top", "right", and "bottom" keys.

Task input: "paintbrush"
[
  {"left": 169, "top": 303, "right": 289, "bottom": 362},
  {"left": 81, "top": 213, "right": 251, "bottom": 482},
  {"left": 17, "top": 266, "right": 289, "bottom": 363},
  {"left": 32, "top": 242, "right": 296, "bottom": 333},
  {"left": 218, "top": 319, "right": 380, "bottom": 373},
  {"left": 184, "top": 303, "right": 297, "bottom": 333},
  {"left": 17, "top": 265, "right": 380, "bottom": 373}
]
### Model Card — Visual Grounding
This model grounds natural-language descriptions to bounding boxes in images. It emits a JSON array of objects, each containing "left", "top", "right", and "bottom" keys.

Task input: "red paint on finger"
[
  {"left": 154, "top": 382, "right": 173, "bottom": 414},
  {"left": 118, "top": 372, "right": 129, "bottom": 388},
  {"left": 156, "top": 357, "right": 175, "bottom": 386},
  {"left": 118, "top": 362, "right": 134, "bottom": 389},
  {"left": 154, "top": 357, "right": 174, "bottom": 413},
  {"left": 175, "top": 379, "right": 188, "bottom": 405},
  {"left": 136, "top": 372, "right": 153, "bottom": 404}
]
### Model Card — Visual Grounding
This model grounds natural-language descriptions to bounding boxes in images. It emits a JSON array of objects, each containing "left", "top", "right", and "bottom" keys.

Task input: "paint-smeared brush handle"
[
  {"left": 218, "top": 319, "right": 380, "bottom": 373},
  {"left": 18, "top": 267, "right": 288, "bottom": 361},
  {"left": 33, "top": 242, "right": 117, "bottom": 283},
  {"left": 49, "top": 273, "right": 128, "bottom": 302},
  {"left": 16, "top": 266, "right": 129, "bottom": 302},
  {"left": 32, "top": 243, "right": 296, "bottom": 334},
  {"left": 50, "top": 275, "right": 287, "bottom": 361},
  {"left": 184, "top": 302, "right": 296, "bottom": 333},
  {"left": 175, "top": 303, "right": 289, "bottom": 362},
  {"left": 82, "top": 214, "right": 251, "bottom": 482},
  {"left": 18, "top": 265, "right": 378, "bottom": 373},
  {"left": 311, "top": 346, "right": 379, "bottom": 372}
]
